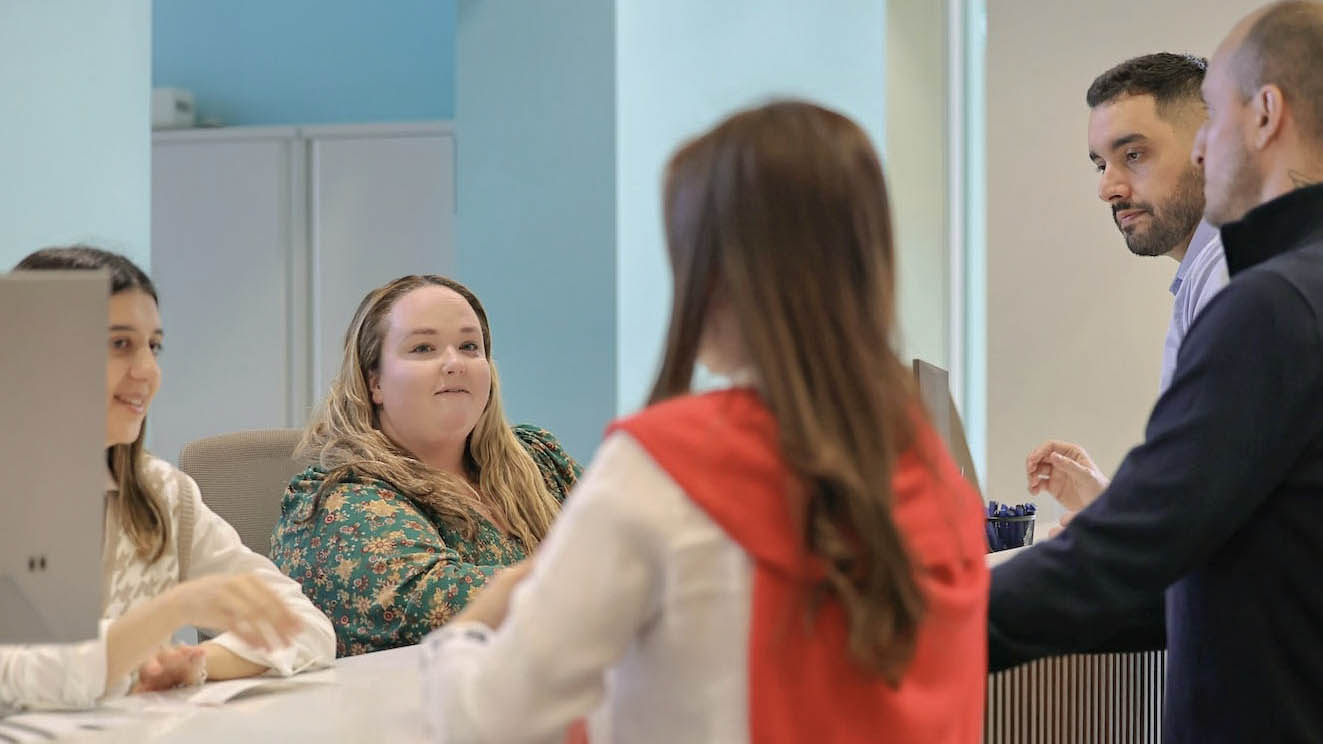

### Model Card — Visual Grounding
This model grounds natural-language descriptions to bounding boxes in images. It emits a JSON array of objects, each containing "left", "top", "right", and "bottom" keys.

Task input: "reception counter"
[{"left": 984, "top": 546, "right": 1165, "bottom": 743}]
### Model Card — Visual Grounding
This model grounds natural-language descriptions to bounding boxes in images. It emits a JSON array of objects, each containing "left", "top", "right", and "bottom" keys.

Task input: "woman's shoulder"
[
  {"left": 279, "top": 462, "right": 426, "bottom": 524},
  {"left": 891, "top": 421, "right": 987, "bottom": 563},
  {"left": 511, "top": 424, "right": 565, "bottom": 450},
  {"left": 138, "top": 454, "right": 198, "bottom": 513},
  {"left": 512, "top": 424, "right": 582, "bottom": 498},
  {"left": 285, "top": 462, "right": 403, "bottom": 498}
]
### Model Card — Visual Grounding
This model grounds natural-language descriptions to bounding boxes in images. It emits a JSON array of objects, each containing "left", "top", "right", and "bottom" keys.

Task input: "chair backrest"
[{"left": 179, "top": 429, "right": 312, "bottom": 558}]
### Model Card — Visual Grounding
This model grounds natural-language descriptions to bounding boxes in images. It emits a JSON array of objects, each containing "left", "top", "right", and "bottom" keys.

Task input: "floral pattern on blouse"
[{"left": 270, "top": 425, "right": 581, "bottom": 657}]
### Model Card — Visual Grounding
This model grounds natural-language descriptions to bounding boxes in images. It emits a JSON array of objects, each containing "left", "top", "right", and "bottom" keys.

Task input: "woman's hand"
[
  {"left": 163, "top": 573, "right": 303, "bottom": 651},
  {"left": 453, "top": 562, "right": 534, "bottom": 629},
  {"left": 132, "top": 645, "right": 206, "bottom": 692},
  {"left": 198, "top": 641, "right": 270, "bottom": 681}
]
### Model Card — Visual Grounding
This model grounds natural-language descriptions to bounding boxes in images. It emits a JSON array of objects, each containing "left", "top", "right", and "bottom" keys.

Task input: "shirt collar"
[
  {"left": 1220, "top": 183, "right": 1323, "bottom": 277},
  {"left": 1170, "top": 220, "right": 1221, "bottom": 296},
  {"left": 726, "top": 367, "right": 760, "bottom": 388}
]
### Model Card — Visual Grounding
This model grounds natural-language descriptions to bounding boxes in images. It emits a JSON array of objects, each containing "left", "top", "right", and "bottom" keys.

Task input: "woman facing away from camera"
[
  {"left": 419, "top": 101, "right": 990, "bottom": 743},
  {"left": 270, "top": 275, "right": 580, "bottom": 657},
  {"left": 0, "top": 246, "right": 334, "bottom": 713}
]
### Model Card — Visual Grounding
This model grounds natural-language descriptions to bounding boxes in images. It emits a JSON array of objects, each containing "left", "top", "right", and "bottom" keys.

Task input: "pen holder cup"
[{"left": 986, "top": 514, "right": 1035, "bottom": 553}]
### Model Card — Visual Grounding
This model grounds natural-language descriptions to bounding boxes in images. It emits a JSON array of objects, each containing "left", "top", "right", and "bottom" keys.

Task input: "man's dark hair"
[
  {"left": 1086, "top": 53, "right": 1208, "bottom": 119},
  {"left": 1234, "top": 1, "right": 1323, "bottom": 142}
]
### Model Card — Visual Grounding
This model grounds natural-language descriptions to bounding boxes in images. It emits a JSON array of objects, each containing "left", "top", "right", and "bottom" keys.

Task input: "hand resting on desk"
[{"left": 133, "top": 645, "right": 206, "bottom": 692}]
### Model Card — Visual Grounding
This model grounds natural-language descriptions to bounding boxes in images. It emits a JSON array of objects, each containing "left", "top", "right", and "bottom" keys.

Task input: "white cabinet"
[
  {"left": 307, "top": 128, "right": 456, "bottom": 394},
  {"left": 150, "top": 123, "right": 455, "bottom": 463}
]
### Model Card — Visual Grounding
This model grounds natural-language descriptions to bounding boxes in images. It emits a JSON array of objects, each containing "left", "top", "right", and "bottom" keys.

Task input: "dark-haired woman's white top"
[{"left": 0, "top": 456, "right": 335, "bottom": 711}]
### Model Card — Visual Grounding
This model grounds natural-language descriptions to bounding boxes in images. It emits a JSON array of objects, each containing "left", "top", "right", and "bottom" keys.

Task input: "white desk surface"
[
  {"left": 4, "top": 645, "right": 426, "bottom": 743},
  {"left": 4, "top": 527, "right": 1053, "bottom": 742}
]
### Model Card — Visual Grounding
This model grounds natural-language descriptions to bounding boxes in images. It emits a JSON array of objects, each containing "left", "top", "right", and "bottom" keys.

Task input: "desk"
[
  {"left": 8, "top": 547, "right": 1163, "bottom": 743},
  {"left": 37, "top": 646, "right": 426, "bottom": 743},
  {"left": 984, "top": 544, "right": 1166, "bottom": 744}
]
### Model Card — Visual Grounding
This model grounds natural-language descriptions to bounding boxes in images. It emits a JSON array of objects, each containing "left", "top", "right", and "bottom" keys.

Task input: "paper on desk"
[
  {"left": 0, "top": 709, "right": 142, "bottom": 741},
  {"left": 99, "top": 687, "right": 199, "bottom": 716},
  {"left": 0, "top": 671, "right": 339, "bottom": 741},
  {"left": 97, "top": 667, "right": 336, "bottom": 714},
  {"left": 184, "top": 667, "right": 336, "bottom": 706}
]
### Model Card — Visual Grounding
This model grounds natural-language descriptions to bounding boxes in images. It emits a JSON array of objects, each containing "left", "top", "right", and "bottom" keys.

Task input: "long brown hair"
[
  {"left": 652, "top": 101, "right": 924, "bottom": 683},
  {"left": 299, "top": 275, "right": 560, "bottom": 549},
  {"left": 15, "top": 246, "right": 170, "bottom": 562}
]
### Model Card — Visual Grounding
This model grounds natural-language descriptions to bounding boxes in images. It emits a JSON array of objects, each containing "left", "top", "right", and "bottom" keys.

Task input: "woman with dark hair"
[
  {"left": 0, "top": 246, "right": 334, "bottom": 712},
  {"left": 418, "top": 101, "right": 989, "bottom": 742}
]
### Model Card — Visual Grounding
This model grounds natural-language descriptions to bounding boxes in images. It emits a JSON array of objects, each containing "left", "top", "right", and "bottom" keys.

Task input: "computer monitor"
[
  {"left": 0, "top": 273, "right": 107, "bottom": 643},
  {"left": 912, "top": 359, "right": 981, "bottom": 498}
]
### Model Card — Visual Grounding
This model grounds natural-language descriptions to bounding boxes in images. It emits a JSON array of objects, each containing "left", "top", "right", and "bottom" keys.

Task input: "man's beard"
[{"left": 1113, "top": 166, "right": 1206, "bottom": 257}]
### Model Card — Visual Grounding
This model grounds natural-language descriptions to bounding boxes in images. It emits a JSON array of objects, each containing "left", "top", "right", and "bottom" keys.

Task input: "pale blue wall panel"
[
  {"left": 0, "top": 0, "right": 151, "bottom": 269},
  {"left": 455, "top": 0, "right": 617, "bottom": 461},
  {"left": 615, "top": 0, "right": 888, "bottom": 414},
  {"left": 153, "top": 0, "right": 454, "bottom": 125}
]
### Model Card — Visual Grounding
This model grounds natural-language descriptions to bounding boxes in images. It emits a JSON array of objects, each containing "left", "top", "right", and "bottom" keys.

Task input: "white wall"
[
  {"left": 985, "top": 0, "right": 1258, "bottom": 519},
  {"left": 886, "top": 0, "right": 950, "bottom": 372},
  {"left": 0, "top": 0, "right": 151, "bottom": 269}
]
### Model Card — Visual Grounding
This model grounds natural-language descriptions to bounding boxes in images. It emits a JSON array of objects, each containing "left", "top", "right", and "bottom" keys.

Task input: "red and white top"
[{"left": 422, "top": 388, "right": 988, "bottom": 743}]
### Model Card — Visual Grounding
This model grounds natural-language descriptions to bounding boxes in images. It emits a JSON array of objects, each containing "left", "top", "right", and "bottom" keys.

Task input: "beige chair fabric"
[{"left": 178, "top": 429, "right": 312, "bottom": 559}]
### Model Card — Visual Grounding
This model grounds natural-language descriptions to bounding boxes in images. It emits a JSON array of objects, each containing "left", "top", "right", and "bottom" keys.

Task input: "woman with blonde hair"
[
  {"left": 419, "top": 101, "right": 990, "bottom": 742},
  {"left": 271, "top": 275, "right": 580, "bottom": 656},
  {"left": 0, "top": 246, "right": 334, "bottom": 712}
]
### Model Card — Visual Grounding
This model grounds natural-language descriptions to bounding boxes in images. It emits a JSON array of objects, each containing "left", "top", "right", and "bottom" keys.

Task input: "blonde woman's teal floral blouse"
[{"left": 270, "top": 425, "right": 581, "bottom": 657}]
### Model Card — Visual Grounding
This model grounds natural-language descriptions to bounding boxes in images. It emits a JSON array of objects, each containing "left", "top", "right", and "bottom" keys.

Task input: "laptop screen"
[
  {"left": 0, "top": 272, "right": 107, "bottom": 643},
  {"left": 912, "top": 359, "right": 982, "bottom": 498}
]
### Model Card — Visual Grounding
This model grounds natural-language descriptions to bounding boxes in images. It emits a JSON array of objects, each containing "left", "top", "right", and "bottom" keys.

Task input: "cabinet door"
[
  {"left": 150, "top": 135, "right": 303, "bottom": 462},
  {"left": 309, "top": 132, "right": 456, "bottom": 397}
]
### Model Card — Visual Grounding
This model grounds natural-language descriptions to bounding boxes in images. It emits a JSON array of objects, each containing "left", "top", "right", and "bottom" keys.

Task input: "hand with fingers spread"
[
  {"left": 132, "top": 645, "right": 207, "bottom": 692},
  {"left": 1025, "top": 440, "right": 1110, "bottom": 515},
  {"left": 162, "top": 573, "right": 304, "bottom": 652}
]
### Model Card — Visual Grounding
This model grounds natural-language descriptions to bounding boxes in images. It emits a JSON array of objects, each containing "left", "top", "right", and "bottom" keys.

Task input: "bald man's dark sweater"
[{"left": 989, "top": 184, "right": 1323, "bottom": 743}]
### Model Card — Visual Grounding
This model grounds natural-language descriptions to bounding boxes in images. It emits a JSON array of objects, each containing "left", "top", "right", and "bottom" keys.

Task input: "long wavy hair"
[
  {"left": 651, "top": 101, "right": 924, "bottom": 683},
  {"left": 15, "top": 245, "right": 170, "bottom": 562},
  {"left": 299, "top": 275, "right": 560, "bottom": 548}
]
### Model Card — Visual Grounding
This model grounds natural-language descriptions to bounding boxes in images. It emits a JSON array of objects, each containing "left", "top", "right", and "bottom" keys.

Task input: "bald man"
[{"left": 988, "top": 3, "right": 1323, "bottom": 741}]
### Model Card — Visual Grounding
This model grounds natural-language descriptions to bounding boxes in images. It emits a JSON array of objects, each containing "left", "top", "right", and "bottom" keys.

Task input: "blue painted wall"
[
  {"left": 455, "top": 0, "right": 618, "bottom": 462},
  {"left": 152, "top": 0, "right": 455, "bottom": 126},
  {"left": 615, "top": 0, "right": 889, "bottom": 414},
  {"left": 455, "top": 0, "right": 892, "bottom": 460},
  {"left": 1, "top": 0, "right": 151, "bottom": 269}
]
